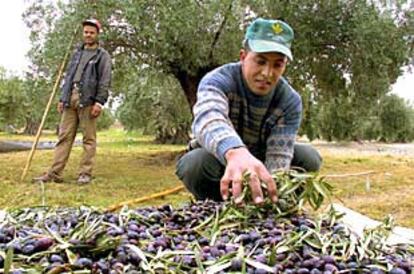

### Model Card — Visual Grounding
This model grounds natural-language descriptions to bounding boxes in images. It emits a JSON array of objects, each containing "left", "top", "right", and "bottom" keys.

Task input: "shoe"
[
  {"left": 32, "top": 173, "right": 63, "bottom": 183},
  {"left": 77, "top": 174, "right": 91, "bottom": 184}
]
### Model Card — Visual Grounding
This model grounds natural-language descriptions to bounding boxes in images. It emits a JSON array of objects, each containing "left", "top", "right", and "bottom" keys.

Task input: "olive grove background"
[{"left": 0, "top": 0, "right": 413, "bottom": 143}]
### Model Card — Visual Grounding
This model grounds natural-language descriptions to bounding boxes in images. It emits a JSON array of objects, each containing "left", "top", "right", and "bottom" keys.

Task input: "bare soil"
[
  {"left": 2, "top": 138, "right": 414, "bottom": 158},
  {"left": 309, "top": 140, "right": 414, "bottom": 158}
]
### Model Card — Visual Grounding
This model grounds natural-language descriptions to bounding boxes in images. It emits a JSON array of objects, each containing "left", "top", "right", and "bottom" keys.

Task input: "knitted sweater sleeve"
[{"left": 192, "top": 68, "right": 245, "bottom": 164}]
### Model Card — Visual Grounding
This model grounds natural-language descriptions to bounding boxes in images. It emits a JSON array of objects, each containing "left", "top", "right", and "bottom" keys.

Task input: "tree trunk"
[
  {"left": 154, "top": 122, "right": 191, "bottom": 145},
  {"left": 175, "top": 66, "right": 216, "bottom": 111},
  {"left": 176, "top": 71, "right": 199, "bottom": 110},
  {"left": 160, "top": 66, "right": 216, "bottom": 144},
  {"left": 23, "top": 119, "right": 40, "bottom": 135}
]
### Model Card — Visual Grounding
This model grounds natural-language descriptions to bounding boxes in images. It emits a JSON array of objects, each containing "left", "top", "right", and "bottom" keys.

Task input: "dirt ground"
[
  {"left": 308, "top": 140, "right": 414, "bottom": 158},
  {"left": 1, "top": 139, "right": 414, "bottom": 157}
]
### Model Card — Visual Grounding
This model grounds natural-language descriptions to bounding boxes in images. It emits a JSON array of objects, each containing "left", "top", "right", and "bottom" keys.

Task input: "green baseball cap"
[{"left": 245, "top": 18, "right": 294, "bottom": 61}]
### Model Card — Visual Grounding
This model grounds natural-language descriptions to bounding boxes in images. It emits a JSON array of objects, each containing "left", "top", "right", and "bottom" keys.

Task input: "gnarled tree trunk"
[
  {"left": 23, "top": 118, "right": 40, "bottom": 136},
  {"left": 175, "top": 66, "right": 216, "bottom": 111}
]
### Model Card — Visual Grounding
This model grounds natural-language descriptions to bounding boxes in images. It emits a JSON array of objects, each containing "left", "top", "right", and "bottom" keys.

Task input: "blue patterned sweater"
[{"left": 192, "top": 62, "right": 302, "bottom": 172}]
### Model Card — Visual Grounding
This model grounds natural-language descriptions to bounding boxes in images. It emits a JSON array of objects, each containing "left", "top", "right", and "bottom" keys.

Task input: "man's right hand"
[
  {"left": 220, "top": 147, "right": 278, "bottom": 205},
  {"left": 57, "top": 102, "right": 64, "bottom": 114}
]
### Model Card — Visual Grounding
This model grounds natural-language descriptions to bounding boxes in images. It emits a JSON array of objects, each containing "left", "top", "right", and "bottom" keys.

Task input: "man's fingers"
[
  {"left": 260, "top": 171, "right": 278, "bottom": 203},
  {"left": 231, "top": 177, "right": 243, "bottom": 204},
  {"left": 221, "top": 168, "right": 244, "bottom": 203},
  {"left": 220, "top": 176, "right": 231, "bottom": 201},
  {"left": 248, "top": 173, "right": 264, "bottom": 204},
  {"left": 90, "top": 107, "right": 100, "bottom": 118}
]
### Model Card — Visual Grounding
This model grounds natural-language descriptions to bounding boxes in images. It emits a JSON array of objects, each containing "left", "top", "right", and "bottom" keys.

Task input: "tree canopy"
[{"left": 15, "top": 0, "right": 414, "bottom": 142}]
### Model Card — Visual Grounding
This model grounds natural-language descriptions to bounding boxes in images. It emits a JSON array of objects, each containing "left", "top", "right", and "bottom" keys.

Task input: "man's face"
[
  {"left": 240, "top": 49, "right": 288, "bottom": 96},
  {"left": 82, "top": 25, "right": 98, "bottom": 46}
]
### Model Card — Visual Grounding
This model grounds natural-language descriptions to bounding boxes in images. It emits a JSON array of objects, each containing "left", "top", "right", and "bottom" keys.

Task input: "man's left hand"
[{"left": 90, "top": 103, "right": 102, "bottom": 118}]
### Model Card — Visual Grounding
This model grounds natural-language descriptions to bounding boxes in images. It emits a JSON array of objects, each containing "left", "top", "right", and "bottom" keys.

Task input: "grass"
[
  {"left": 0, "top": 129, "right": 413, "bottom": 228},
  {"left": 0, "top": 129, "right": 189, "bottom": 209},
  {"left": 318, "top": 149, "right": 414, "bottom": 228}
]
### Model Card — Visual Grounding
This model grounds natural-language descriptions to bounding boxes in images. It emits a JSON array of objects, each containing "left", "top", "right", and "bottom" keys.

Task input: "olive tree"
[
  {"left": 0, "top": 68, "right": 26, "bottom": 131},
  {"left": 378, "top": 94, "right": 414, "bottom": 142},
  {"left": 22, "top": 0, "right": 414, "bottom": 142}
]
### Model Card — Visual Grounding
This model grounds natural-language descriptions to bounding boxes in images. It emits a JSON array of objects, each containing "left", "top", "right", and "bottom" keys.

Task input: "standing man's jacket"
[{"left": 60, "top": 43, "right": 111, "bottom": 108}]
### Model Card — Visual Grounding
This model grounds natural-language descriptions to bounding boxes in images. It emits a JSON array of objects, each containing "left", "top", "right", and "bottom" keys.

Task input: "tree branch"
[{"left": 208, "top": 0, "right": 233, "bottom": 61}]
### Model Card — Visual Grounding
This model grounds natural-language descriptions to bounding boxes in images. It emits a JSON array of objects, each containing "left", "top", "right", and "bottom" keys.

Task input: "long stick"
[
  {"left": 105, "top": 185, "right": 185, "bottom": 212},
  {"left": 20, "top": 28, "right": 79, "bottom": 182}
]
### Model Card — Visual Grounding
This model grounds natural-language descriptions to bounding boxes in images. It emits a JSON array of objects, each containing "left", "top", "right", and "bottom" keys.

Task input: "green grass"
[
  {"left": 0, "top": 128, "right": 413, "bottom": 228},
  {"left": 0, "top": 129, "right": 189, "bottom": 209}
]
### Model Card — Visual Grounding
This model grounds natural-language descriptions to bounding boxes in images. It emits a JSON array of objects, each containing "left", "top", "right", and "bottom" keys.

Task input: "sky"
[
  {"left": 0, "top": 1, "right": 31, "bottom": 75},
  {"left": 0, "top": 1, "right": 413, "bottom": 104}
]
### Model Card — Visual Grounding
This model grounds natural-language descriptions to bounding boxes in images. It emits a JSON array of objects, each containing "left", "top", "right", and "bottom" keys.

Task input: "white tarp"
[{"left": 333, "top": 203, "right": 414, "bottom": 245}]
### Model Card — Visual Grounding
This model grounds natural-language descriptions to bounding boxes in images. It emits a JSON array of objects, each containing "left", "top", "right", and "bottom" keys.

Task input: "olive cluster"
[{"left": 0, "top": 201, "right": 412, "bottom": 273}]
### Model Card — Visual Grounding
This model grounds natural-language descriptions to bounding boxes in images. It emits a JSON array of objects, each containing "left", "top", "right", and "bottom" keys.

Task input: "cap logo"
[{"left": 272, "top": 23, "right": 283, "bottom": 34}]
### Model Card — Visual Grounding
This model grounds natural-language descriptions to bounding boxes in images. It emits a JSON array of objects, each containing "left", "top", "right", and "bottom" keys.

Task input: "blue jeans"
[{"left": 175, "top": 143, "right": 322, "bottom": 200}]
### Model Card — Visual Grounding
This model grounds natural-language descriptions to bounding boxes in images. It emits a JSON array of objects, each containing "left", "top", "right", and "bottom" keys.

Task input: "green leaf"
[
  {"left": 275, "top": 245, "right": 290, "bottom": 254},
  {"left": 205, "top": 261, "right": 232, "bottom": 274},
  {"left": 4, "top": 247, "right": 14, "bottom": 274},
  {"left": 245, "top": 258, "right": 274, "bottom": 272},
  {"left": 125, "top": 244, "right": 150, "bottom": 271},
  {"left": 65, "top": 248, "right": 77, "bottom": 265}
]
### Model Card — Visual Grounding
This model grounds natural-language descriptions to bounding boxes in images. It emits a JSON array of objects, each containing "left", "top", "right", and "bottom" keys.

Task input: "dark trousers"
[{"left": 175, "top": 143, "right": 322, "bottom": 201}]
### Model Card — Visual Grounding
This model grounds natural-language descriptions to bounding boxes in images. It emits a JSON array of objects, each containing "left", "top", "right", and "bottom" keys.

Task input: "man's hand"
[
  {"left": 90, "top": 103, "right": 102, "bottom": 118},
  {"left": 221, "top": 147, "right": 277, "bottom": 205},
  {"left": 57, "top": 102, "right": 64, "bottom": 114}
]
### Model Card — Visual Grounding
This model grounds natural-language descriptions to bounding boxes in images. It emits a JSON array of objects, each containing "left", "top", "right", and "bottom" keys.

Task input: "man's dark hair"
[
  {"left": 242, "top": 39, "right": 251, "bottom": 51},
  {"left": 82, "top": 19, "right": 101, "bottom": 33}
]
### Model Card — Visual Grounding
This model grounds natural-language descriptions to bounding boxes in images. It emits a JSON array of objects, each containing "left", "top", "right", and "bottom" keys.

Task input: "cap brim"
[{"left": 248, "top": 40, "right": 293, "bottom": 61}]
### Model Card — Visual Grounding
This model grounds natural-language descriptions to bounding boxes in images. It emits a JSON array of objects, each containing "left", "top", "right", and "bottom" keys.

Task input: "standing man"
[
  {"left": 33, "top": 19, "right": 112, "bottom": 184},
  {"left": 176, "top": 18, "right": 322, "bottom": 204}
]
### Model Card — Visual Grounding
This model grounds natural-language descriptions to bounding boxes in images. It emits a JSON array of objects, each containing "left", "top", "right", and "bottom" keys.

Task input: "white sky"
[
  {"left": 0, "top": 1, "right": 413, "bottom": 103},
  {"left": 0, "top": 1, "right": 31, "bottom": 75}
]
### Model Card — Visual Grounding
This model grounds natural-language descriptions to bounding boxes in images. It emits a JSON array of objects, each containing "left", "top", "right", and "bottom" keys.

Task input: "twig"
[
  {"left": 105, "top": 185, "right": 185, "bottom": 212},
  {"left": 208, "top": 0, "right": 233, "bottom": 61}
]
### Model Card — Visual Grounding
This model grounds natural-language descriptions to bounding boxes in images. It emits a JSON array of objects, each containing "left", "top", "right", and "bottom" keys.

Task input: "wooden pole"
[
  {"left": 105, "top": 185, "right": 185, "bottom": 212},
  {"left": 20, "top": 28, "right": 79, "bottom": 182}
]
